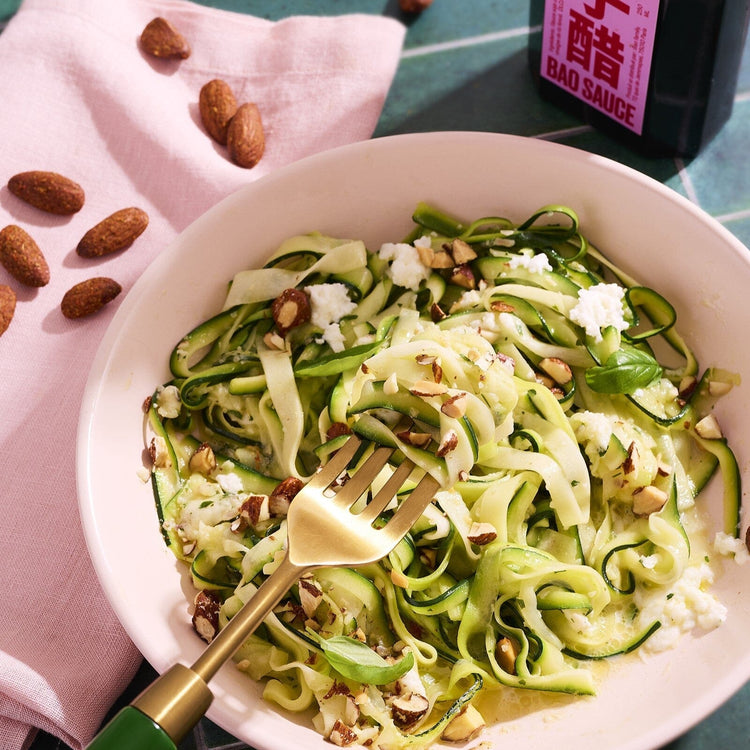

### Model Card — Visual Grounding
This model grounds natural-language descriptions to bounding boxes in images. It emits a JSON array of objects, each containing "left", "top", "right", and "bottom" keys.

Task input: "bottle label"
[{"left": 540, "top": 0, "right": 660, "bottom": 135}]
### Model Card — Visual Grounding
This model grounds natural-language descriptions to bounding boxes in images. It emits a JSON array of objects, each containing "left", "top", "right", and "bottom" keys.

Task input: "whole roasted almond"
[
  {"left": 226, "top": 103, "right": 265, "bottom": 169},
  {"left": 61, "top": 277, "right": 122, "bottom": 319},
  {"left": 199, "top": 79, "right": 238, "bottom": 145},
  {"left": 0, "top": 225, "right": 50, "bottom": 287},
  {"left": 140, "top": 17, "right": 191, "bottom": 60},
  {"left": 399, "top": 0, "right": 434, "bottom": 12},
  {"left": 7, "top": 171, "right": 85, "bottom": 215},
  {"left": 76, "top": 207, "right": 149, "bottom": 258},
  {"left": 0, "top": 284, "right": 16, "bottom": 337}
]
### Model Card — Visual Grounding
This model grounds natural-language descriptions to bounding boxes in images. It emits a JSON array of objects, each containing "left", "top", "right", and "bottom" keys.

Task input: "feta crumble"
[
  {"left": 635, "top": 563, "right": 727, "bottom": 653},
  {"left": 321, "top": 322, "right": 346, "bottom": 353},
  {"left": 507, "top": 251, "right": 552, "bottom": 274},
  {"left": 378, "top": 240, "right": 431, "bottom": 291},
  {"left": 155, "top": 384, "right": 181, "bottom": 419},
  {"left": 308, "top": 282, "right": 356, "bottom": 331},
  {"left": 216, "top": 472, "right": 243, "bottom": 494},
  {"left": 569, "top": 283, "right": 628, "bottom": 342},
  {"left": 713, "top": 532, "right": 750, "bottom": 564}
]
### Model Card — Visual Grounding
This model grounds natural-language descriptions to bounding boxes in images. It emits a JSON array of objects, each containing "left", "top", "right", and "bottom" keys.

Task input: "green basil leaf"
[
  {"left": 311, "top": 632, "right": 415, "bottom": 684},
  {"left": 585, "top": 348, "right": 662, "bottom": 394}
]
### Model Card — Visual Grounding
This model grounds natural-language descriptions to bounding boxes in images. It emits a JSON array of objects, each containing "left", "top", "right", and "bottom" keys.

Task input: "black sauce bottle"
[{"left": 528, "top": 0, "right": 750, "bottom": 156}]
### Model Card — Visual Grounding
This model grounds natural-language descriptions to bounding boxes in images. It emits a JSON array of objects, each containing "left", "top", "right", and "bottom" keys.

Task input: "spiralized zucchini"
[{"left": 146, "top": 203, "right": 741, "bottom": 748}]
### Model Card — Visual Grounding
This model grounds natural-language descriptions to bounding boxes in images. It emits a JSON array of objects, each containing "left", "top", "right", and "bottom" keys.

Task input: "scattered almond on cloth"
[
  {"left": 61, "top": 277, "right": 122, "bottom": 319},
  {"left": 7, "top": 170, "right": 85, "bottom": 214},
  {"left": 0, "top": 224, "right": 50, "bottom": 287},
  {"left": 77, "top": 207, "right": 150, "bottom": 258},
  {"left": 139, "top": 16, "right": 191, "bottom": 59},
  {"left": 140, "top": 16, "right": 267, "bottom": 169}
]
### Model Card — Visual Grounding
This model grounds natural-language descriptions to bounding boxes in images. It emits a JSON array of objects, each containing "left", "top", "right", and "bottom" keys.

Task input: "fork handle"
[{"left": 86, "top": 555, "right": 306, "bottom": 749}]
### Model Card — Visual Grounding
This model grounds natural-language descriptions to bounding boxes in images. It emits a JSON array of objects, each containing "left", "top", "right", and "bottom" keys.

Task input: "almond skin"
[
  {"left": 0, "top": 284, "right": 16, "bottom": 337},
  {"left": 7, "top": 171, "right": 85, "bottom": 215},
  {"left": 0, "top": 225, "right": 50, "bottom": 287},
  {"left": 199, "top": 79, "right": 238, "bottom": 145},
  {"left": 61, "top": 277, "right": 122, "bottom": 319},
  {"left": 226, "top": 103, "right": 265, "bottom": 169},
  {"left": 140, "top": 17, "right": 191, "bottom": 60},
  {"left": 76, "top": 207, "right": 149, "bottom": 258},
  {"left": 399, "top": 0, "right": 434, "bottom": 11}
]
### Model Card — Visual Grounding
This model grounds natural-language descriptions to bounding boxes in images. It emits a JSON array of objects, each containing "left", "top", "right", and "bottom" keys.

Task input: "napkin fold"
[{"left": 0, "top": 1, "right": 405, "bottom": 748}]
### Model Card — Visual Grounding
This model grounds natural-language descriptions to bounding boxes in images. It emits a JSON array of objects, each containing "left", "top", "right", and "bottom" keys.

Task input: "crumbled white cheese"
[
  {"left": 469, "top": 313, "right": 498, "bottom": 333},
  {"left": 308, "top": 283, "right": 356, "bottom": 329},
  {"left": 507, "top": 251, "right": 552, "bottom": 274},
  {"left": 635, "top": 563, "right": 727, "bottom": 653},
  {"left": 713, "top": 532, "right": 750, "bottom": 564},
  {"left": 570, "top": 410, "right": 617, "bottom": 454},
  {"left": 155, "top": 384, "right": 181, "bottom": 419},
  {"left": 321, "top": 322, "right": 346, "bottom": 353},
  {"left": 216, "top": 472, "right": 243, "bottom": 494},
  {"left": 564, "top": 611, "right": 594, "bottom": 634},
  {"left": 378, "top": 240, "right": 431, "bottom": 291},
  {"left": 454, "top": 289, "right": 482, "bottom": 310},
  {"left": 569, "top": 283, "right": 628, "bottom": 342}
]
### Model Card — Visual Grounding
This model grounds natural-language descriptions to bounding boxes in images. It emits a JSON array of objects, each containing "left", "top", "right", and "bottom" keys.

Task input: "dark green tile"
[
  {"left": 0, "top": 0, "right": 19, "bottom": 22},
  {"left": 191, "top": 1, "right": 532, "bottom": 47},
  {"left": 663, "top": 681, "right": 750, "bottom": 750},
  {"left": 397, "top": 0, "right": 533, "bottom": 48},
  {"left": 549, "top": 128, "right": 688, "bottom": 198},
  {"left": 192, "top": 0, "right": 391, "bottom": 21},
  {"left": 197, "top": 717, "right": 253, "bottom": 749},
  {"left": 375, "top": 33, "right": 582, "bottom": 137}
]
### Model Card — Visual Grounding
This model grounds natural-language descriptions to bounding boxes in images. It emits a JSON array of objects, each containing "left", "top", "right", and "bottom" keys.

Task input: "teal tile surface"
[
  {"left": 681, "top": 98, "right": 750, "bottom": 218},
  {"left": 549, "top": 127, "right": 691, "bottom": 197},
  {"left": 375, "top": 33, "right": 585, "bottom": 137}
]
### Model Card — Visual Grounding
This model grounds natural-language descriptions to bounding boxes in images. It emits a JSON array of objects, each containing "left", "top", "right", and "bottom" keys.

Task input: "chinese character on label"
[
  {"left": 541, "top": 0, "right": 659, "bottom": 134},
  {"left": 584, "top": 0, "right": 630, "bottom": 20}
]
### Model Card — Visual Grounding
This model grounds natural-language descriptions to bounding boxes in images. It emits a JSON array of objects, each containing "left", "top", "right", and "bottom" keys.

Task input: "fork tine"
[
  {"left": 305, "top": 434, "right": 362, "bottom": 491},
  {"left": 357, "top": 459, "right": 415, "bottom": 523},
  {"left": 383, "top": 472, "right": 441, "bottom": 540},
  {"left": 328, "top": 444, "right": 395, "bottom": 508}
]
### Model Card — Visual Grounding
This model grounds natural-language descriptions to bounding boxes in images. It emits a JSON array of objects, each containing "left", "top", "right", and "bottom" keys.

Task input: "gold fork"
[{"left": 87, "top": 432, "right": 441, "bottom": 750}]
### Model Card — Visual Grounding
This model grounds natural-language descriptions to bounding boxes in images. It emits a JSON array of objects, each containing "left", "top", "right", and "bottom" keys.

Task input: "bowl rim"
[{"left": 77, "top": 130, "right": 750, "bottom": 750}]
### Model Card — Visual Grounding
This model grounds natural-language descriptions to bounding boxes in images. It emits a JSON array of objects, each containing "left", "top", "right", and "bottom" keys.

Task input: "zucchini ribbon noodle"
[{"left": 145, "top": 203, "right": 740, "bottom": 748}]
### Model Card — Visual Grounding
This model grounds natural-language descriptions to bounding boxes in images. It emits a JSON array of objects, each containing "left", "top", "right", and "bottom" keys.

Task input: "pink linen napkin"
[{"left": 0, "top": 1, "right": 405, "bottom": 748}]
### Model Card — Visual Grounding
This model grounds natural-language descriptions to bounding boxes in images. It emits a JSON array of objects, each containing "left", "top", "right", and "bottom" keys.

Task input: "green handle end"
[{"left": 86, "top": 706, "right": 177, "bottom": 750}]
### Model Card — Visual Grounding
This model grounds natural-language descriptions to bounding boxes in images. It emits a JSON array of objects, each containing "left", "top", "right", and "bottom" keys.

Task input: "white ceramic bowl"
[{"left": 78, "top": 132, "right": 750, "bottom": 750}]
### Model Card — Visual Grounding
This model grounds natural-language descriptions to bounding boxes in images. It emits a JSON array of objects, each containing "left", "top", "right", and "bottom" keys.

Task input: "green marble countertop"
[{"left": 2, "top": 1, "right": 746, "bottom": 749}]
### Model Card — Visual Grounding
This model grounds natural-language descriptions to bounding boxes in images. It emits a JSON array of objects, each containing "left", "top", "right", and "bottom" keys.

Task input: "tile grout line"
[
  {"left": 674, "top": 157, "right": 701, "bottom": 208},
  {"left": 401, "top": 25, "right": 540, "bottom": 58},
  {"left": 532, "top": 124, "right": 594, "bottom": 140},
  {"left": 715, "top": 207, "right": 750, "bottom": 224}
]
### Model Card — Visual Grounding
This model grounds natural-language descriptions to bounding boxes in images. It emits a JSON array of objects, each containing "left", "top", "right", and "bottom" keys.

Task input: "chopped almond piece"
[
  {"left": 441, "top": 704, "right": 486, "bottom": 742},
  {"left": 467, "top": 522, "right": 497, "bottom": 545},
  {"left": 411, "top": 379, "right": 448, "bottom": 396},
  {"left": 632, "top": 485, "right": 668, "bottom": 516},
  {"left": 695, "top": 413, "right": 723, "bottom": 439},
  {"left": 495, "top": 637, "right": 518, "bottom": 674},
  {"left": 539, "top": 356, "right": 573, "bottom": 385},
  {"left": 450, "top": 238, "right": 477, "bottom": 264},
  {"left": 441, "top": 392, "right": 468, "bottom": 418}
]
